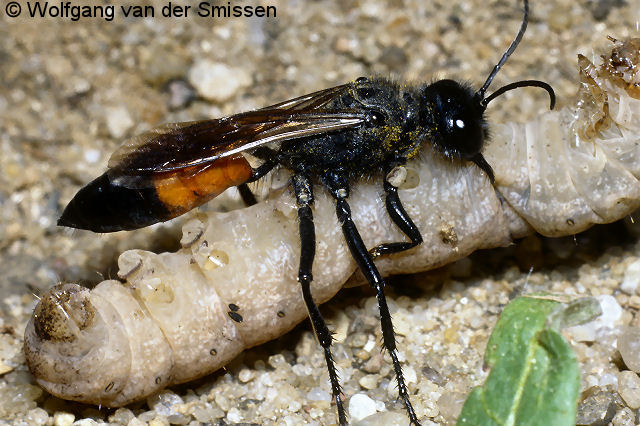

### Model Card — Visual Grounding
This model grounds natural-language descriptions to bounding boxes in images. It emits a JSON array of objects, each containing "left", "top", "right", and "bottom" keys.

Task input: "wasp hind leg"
[
  {"left": 293, "top": 173, "right": 347, "bottom": 426},
  {"left": 322, "top": 171, "right": 421, "bottom": 426},
  {"left": 237, "top": 155, "right": 280, "bottom": 207},
  {"left": 237, "top": 184, "right": 257, "bottom": 206}
]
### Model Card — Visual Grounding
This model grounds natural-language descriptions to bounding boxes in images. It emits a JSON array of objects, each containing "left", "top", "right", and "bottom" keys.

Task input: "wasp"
[{"left": 57, "top": 0, "right": 554, "bottom": 423}]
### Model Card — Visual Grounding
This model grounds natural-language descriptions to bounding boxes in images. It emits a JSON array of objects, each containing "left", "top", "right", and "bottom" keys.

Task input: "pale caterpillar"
[{"left": 24, "top": 38, "right": 640, "bottom": 408}]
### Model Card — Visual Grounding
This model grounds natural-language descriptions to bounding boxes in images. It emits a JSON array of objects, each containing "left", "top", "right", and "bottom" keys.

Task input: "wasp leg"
[
  {"left": 293, "top": 173, "right": 347, "bottom": 426},
  {"left": 369, "top": 179, "right": 423, "bottom": 258},
  {"left": 322, "top": 171, "right": 420, "bottom": 426},
  {"left": 471, "top": 153, "right": 495, "bottom": 183},
  {"left": 237, "top": 156, "right": 279, "bottom": 207},
  {"left": 237, "top": 184, "right": 257, "bottom": 207},
  {"left": 246, "top": 153, "right": 279, "bottom": 184}
]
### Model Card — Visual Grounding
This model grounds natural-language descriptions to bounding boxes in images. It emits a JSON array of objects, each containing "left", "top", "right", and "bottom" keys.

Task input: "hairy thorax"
[{"left": 277, "top": 78, "right": 425, "bottom": 175}]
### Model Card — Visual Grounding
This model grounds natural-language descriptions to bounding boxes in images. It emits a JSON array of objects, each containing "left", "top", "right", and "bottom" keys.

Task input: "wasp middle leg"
[
  {"left": 292, "top": 173, "right": 347, "bottom": 425},
  {"left": 322, "top": 170, "right": 420, "bottom": 425}
]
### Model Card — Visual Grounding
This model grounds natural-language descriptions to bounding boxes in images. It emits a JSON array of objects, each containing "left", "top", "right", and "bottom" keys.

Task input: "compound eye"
[
  {"left": 448, "top": 117, "right": 466, "bottom": 131},
  {"left": 446, "top": 114, "right": 483, "bottom": 158}
]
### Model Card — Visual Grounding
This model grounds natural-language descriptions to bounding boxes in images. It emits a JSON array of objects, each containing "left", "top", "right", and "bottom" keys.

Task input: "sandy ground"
[{"left": 2, "top": 0, "right": 640, "bottom": 424}]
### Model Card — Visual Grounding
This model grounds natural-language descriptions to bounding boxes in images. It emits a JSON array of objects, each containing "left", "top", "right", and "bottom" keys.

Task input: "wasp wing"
[
  {"left": 107, "top": 83, "right": 363, "bottom": 179},
  {"left": 261, "top": 83, "right": 353, "bottom": 110}
]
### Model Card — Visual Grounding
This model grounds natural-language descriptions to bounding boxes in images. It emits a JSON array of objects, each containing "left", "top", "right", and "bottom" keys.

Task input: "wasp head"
[
  {"left": 417, "top": 0, "right": 556, "bottom": 182},
  {"left": 422, "top": 79, "right": 488, "bottom": 162}
]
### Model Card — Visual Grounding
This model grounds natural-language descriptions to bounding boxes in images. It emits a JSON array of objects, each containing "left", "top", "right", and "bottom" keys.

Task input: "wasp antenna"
[
  {"left": 476, "top": 0, "right": 529, "bottom": 101},
  {"left": 477, "top": 0, "right": 556, "bottom": 111},
  {"left": 482, "top": 79, "right": 556, "bottom": 110}
]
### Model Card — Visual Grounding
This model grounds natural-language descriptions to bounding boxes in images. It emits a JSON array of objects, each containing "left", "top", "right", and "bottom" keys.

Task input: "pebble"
[
  {"left": 108, "top": 408, "right": 134, "bottom": 424},
  {"left": 53, "top": 412, "right": 75, "bottom": 426},
  {"left": 281, "top": 414, "right": 306, "bottom": 426},
  {"left": 363, "top": 338, "right": 376, "bottom": 353},
  {"left": 596, "top": 295, "right": 623, "bottom": 326},
  {"left": 26, "top": 407, "right": 48, "bottom": 425},
  {"left": 238, "top": 368, "right": 254, "bottom": 383},
  {"left": 0, "top": 361, "right": 12, "bottom": 375},
  {"left": 621, "top": 259, "right": 640, "bottom": 294},
  {"left": 226, "top": 407, "right": 243, "bottom": 423},
  {"left": 628, "top": 295, "right": 640, "bottom": 309},
  {"left": 72, "top": 420, "right": 99, "bottom": 426},
  {"left": 599, "top": 373, "right": 618, "bottom": 387},
  {"left": 349, "top": 393, "right": 377, "bottom": 422},
  {"left": 268, "top": 353, "right": 287, "bottom": 369},
  {"left": 83, "top": 149, "right": 101, "bottom": 164},
  {"left": 306, "top": 387, "right": 331, "bottom": 402},
  {"left": 612, "top": 407, "right": 635, "bottom": 426},
  {"left": 142, "top": 50, "right": 189, "bottom": 86},
  {"left": 422, "top": 366, "right": 446, "bottom": 386},
  {"left": 332, "top": 310, "right": 350, "bottom": 343},
  {"left": 403, "top": 366, "right": 417, "bottom": 385},
  {"left": 166, "top": 79, "right": 196, "bottom": 110},
  {"left": 126, "top": 418, "right": 146, "bottom": 426},
  {"left": 352, "top": 410, "right": 410, "bottom": 426},
  {"left": 566, "top": 295, "right": 622, "bottom": 342},
  {"left": 575, "top": 387, "right": 616, "bottom": 425},
  {"left": 363, "top": 353, "right": 383, "bottom": 373},
  {"left": 618, "top": 371, "right": 640, "bottom": 409},
  {"left": 147, "top": 391, "right": 188, "bottom": 424},
  {"left": 392, "top": 311, "right": 412, "bottom": 336},
  {"left": 436, "top": 391, "right": 466, "bottom": 422},
  {"left": 188, "top": 61, "right": 251, "bottom": 103},
  {"left": 618, "top": 326, "right": 640, "bottom": 372},
  {"left": 359, "top": 374, "right": 379, "bottom": 390},
  {"left": 192, "top": 406, "right": 223, "bottom": 423},
  {"left": 105, "top": 106, "right": 134, "bottom": 139}
]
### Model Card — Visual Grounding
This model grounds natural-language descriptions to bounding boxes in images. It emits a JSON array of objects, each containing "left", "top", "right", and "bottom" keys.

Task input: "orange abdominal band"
[{"left": 152, "top": 155, "right": 252, "bottom": 216}]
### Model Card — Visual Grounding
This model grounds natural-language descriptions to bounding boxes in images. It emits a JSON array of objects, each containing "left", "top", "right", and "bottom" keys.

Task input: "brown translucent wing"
[{"left": 107, "top": 83, "right": 364, "bottom": 182}]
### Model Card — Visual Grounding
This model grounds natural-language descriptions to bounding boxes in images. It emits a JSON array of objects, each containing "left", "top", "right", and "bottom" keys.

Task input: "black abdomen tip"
[{"left": 58, "top": 172, "right": 170, "bottom": 233}]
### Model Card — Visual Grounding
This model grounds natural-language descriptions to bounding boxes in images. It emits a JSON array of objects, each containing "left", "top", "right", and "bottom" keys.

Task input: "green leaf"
[{"left": 456, "top": 295, "right": 597, "bottom": 426}]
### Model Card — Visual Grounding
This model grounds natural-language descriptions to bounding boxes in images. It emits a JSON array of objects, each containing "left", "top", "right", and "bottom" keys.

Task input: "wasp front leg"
[
  {"left": 369, "top": 165, "right": 424, "bottom": 259},
  {"left": 292, "top": 173, "right": 347, "bottom": 426},
  {"left": 322, "top": 170, "right": 420, "bottom": 425},
  {"left": 470, "top": 153, "right": 495, "bottom": 183}
]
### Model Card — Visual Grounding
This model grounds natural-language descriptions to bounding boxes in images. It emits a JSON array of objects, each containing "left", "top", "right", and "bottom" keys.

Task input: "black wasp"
[{"left": 58, "top": 0, "right": 555, "bottom": 423}]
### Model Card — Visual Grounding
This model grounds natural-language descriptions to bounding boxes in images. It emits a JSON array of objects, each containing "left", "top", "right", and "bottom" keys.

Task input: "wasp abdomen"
[
  {"left": 57, "top": 172, "right": 170, "bottom": 232},
  {"left": 58, "top": 155, "right": 253, "bottom": 232}
]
